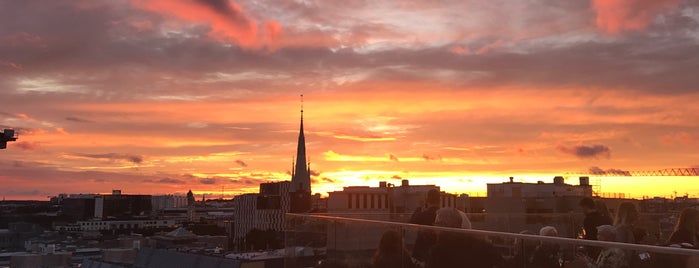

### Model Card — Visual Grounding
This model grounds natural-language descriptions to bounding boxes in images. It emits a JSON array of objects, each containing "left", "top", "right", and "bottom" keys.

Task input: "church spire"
[{"left": 291, "top": 94, "right": 311, "bottom": 193}]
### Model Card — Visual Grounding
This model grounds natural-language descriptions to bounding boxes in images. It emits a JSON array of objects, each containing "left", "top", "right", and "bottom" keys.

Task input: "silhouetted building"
[
  {"left": 327, "top": 180, "right": 457, "bottom": 215},
  {"left": 232, "top": 181, "right": 290, "bottom": 248},
  {"left": 62, "top": 198, "right": 97, "bottom": 221},
  {"left": 152, "top": 195, "right": 188, "bottom": 211},
  {"left": 99, "top": 194, "right": 152, "bottom": 219},
  {"left": 187, "top": 190, "right": 196, "bottom": 222},
  {"left": 61, "top": 192, "right": 151, "bottom": 220}
]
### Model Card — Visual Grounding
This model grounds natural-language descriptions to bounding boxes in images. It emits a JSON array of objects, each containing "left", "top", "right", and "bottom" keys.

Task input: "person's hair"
[
  {"left": 539, "top": 226, "right": 558, "bottom": 237},
  {"left": 435, "top": 207, "right": 462, "bottom": 228},
  {"left": 674, "top": 208, "right": 699, "bottom": 235},
  {"left": 426, "top": 189, "right": 441, "bottom": 206},
  {"left": 614, "top": 202, "right": 639, "bottom": 226},
  {"left": 595, "top": 200, "right": 612, "bottom": 220},
  {"left": 596, "top": 225, "right": 616, "bottom": 241},
  {"left": 373, "top": 229, "right": 405, "bottom": 264},
  {"left": 579, "top": 197, "right": 595, "bottom": 209}
]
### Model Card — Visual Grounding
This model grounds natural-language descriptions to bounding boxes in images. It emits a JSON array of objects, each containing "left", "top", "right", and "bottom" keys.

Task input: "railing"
[{"left": 285, "top": 213, "right": 699, "bottom": 268}]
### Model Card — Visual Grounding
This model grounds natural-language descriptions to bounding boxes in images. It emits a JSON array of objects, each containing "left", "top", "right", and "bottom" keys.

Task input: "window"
[
  {"left": 371, "top": 194, "right": 375, "bottom": 209},
  {"left": 363, "top": 194, "right": 367, "bottom": 209},
  {"left": 348, "top": 194, "right": 352, "bottom": 209}
]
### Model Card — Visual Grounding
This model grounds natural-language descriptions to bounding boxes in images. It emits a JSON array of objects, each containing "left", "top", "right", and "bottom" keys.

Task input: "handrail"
[{"left": 286, "top": 213, "right": 699, "bottom": 256}]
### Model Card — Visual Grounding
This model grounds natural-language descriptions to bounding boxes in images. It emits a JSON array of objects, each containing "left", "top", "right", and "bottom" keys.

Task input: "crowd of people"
[{"left": 368, "top": 192, "right": 699, "bottom": 268}]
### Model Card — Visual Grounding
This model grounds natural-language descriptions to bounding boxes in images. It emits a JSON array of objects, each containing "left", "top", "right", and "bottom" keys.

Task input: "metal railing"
[{"left": 285, "top": 213, "right": 699, "bottom": 268}]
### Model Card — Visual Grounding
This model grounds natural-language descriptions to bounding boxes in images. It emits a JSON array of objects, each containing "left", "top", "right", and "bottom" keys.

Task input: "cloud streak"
[
  {"left": 72, "top": 153, "right": 144, "bottom": 164},
  {"left": 557, "top": 144, "right": 611, "bottom": 159}
]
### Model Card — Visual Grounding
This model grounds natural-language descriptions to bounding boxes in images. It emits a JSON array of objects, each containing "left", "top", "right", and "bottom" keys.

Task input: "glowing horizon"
[{"left": 2, "top": 0, "right": 699, "bottom": 200}]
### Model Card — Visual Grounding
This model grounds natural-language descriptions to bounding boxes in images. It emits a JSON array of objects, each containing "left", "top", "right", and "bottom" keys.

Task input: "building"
[
  {"left": 231, "top": 105, "right": 313, "bottom": 249},
  {"left": 232, "top": 194, "right": 257, "bottom": 242},
  {"left": 60, "top": 191, "right": 152, "bottom": 221},
  {"left": 483, "top": 176, "right": 594, "bottom": 237},
  {"left": 98, "top": 193, "right": 152, "bottom": 219},
  {"left": 73, "top": 219, "right": 175, "bottom": 232},
  {"left": 487, "top": 176, "right": 593, "bottom": 199},
  {"left": 232, "top": 181, "right": 290, "bottom": 247},
  {"left": 326, "top": 180, "right": 457, "bottom": 218},
  {"left": 152, "top": 195, "right": 188, "bottom": 211}
]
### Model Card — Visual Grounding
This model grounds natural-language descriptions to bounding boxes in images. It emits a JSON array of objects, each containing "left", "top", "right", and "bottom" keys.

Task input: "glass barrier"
[{"left": 285, "top": 213, "right": 699, "bottom": 268}]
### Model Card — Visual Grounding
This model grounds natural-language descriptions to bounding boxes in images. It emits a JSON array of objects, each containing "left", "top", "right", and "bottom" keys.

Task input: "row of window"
[
  {"left": 80, "top": 220, "right": 170, "bottom": 226},
  {"left": 347, "top": 193, "right": 389, "bottom": 209}
]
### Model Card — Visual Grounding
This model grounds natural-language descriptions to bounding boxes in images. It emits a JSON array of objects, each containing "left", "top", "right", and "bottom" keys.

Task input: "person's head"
[
  {"left": 595, "top": 200, "right": 611, "bottom": 219},
  {"left": 596, "top": 225, "right": 616, "bottom": 242},
  {"left": 376, "top": 229, "right": 403, "bottom": 256},
  {"left": 426, "top": 188, "right": 441, "bottom": 207},
  {"left": 614, "top": 202, "right": 639, "bottom": 226},
  {"left": 579, "top": 197, "right": 595, "bottom": 212},
  {"left": 539, "top": 226, "right": 558, "bottom": 237},
  {"left": 435, "top": 207, "right": 462, "bottom": 228},
  {"left": 675, "top": 207, "right": 699, "bottom": 234}
]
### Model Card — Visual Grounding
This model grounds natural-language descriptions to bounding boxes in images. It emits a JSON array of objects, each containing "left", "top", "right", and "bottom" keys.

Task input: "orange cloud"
[
  {"left": 132, "top": 0, "right": 280, "bottom": 50},
  {"left": 660, "top": 131, "right": 695, "bottom": 145},
  {"left": 592, "top": 0, "right": 681, "bottom": 34}
]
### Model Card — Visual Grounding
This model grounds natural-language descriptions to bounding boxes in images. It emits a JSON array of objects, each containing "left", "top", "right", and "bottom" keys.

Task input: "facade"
[
  {"left": 152, "top": 195, "right": 188, "bottom": 211},
  {"left": 484, "top": 176, "right": 594, "bottom": 237},
  {"left": 99, "top": 194, "right": 152, "bottom": 219},
  {"left": 232, "top": 181, "right": 291, "bottom": 242},
  {"left": 487, "top": 176, "right": 593, "bottom": 199},
  {"left": 60, "top": 192, "right": 152, "bottom": 221},
  {"left": 327, "top": 180, "right": 457, "bottom": 215},
  {"left": 61, "top": 198, "right": 97, "bottom": 221},
  {"left": 232, "top": 194, "right": 258, "bottom": 241},
  {"left": 71, "top": 219, "right": 176, "bottom": 232}
]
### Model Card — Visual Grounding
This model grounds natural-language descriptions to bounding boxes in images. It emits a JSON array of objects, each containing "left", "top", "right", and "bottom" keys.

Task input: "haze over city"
[{"left": 2, "top": 0, "right": 699, "bottom": 200}]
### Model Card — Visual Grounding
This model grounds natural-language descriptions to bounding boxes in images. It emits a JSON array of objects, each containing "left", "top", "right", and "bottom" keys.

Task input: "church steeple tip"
[{"left": 291, "top": 94, "right": 311, "bottom": 194}]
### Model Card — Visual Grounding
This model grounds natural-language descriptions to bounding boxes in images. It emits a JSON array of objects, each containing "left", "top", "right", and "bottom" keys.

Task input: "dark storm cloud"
[
  {"left": 73, "top": 153, "right": 144, "bottom": 164},
  {"left": 557, "top": 144, "right": 611, "bottom": 159},
  {"left": 234, "top": 159, "right": 248, "bottom": 167}
]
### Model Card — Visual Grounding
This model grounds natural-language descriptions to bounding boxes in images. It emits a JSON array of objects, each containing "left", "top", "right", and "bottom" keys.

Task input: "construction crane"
[
  {"left": 0, "top": 129, "right": 18, "bottom": 149},
  {"left": 566, "top": 167, "right": 699, "bottom": 198},
  {"left": 569, "top": 167, "right": 699, "bottom": 177}
]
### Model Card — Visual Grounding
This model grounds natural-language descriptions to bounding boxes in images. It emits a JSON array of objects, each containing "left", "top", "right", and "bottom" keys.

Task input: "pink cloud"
[
  {"left": 592, "top": 0, "right": 681, "bottom": 34},
  {"left": 1, "top": 32, "right": 47, "bottom": 48},
  {"left": 132, "top": 0, "right": 281, "bottom": 50},
  {"left": 13, "top": 141, "right": 41, "bottom": 151}
]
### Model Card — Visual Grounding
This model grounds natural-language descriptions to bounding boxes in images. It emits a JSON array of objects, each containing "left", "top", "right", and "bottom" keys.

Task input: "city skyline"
[{"left": 2, "top": 0, "right": 699, "bottom": 200}]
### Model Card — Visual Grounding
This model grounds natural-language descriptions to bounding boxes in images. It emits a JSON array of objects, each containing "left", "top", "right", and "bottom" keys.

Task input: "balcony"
[{"left": 285, "top": 213, "right": 699, "bottom": 268}]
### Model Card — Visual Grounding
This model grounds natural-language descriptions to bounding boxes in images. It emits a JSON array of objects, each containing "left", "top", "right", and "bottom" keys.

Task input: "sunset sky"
[{"left": 1, "top": 0, "right": 699, "bottom": 200}]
